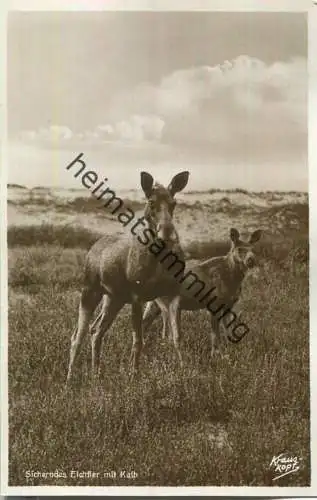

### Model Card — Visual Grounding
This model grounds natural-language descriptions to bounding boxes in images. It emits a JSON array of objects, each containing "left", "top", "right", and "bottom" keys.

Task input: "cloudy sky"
[{"left": 7, "top": 11, "right": 307, "bottom": 190}]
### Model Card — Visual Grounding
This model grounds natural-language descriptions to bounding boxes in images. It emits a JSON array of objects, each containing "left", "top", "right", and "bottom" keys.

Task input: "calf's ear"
[{"left": 230, "top": 228, "right": 240, "bottom": 243}]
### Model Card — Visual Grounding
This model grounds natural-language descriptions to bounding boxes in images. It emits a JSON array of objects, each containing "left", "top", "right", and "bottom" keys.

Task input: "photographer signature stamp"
[{"left": 269, "top": 453, "right": 303, "bottom": 481}]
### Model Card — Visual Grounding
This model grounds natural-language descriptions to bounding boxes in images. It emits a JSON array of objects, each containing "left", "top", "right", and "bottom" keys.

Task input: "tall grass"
[{"left": 7, "top": 226, "right": 310, "bottom": 486}]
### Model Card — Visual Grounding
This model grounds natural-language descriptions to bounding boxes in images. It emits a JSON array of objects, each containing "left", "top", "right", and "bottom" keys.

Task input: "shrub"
[
  {"left": 8, "top": 246, "right": 86, "bottom": 290},
  {"left": 7, "top": 224, "right": 103, "bottom": 249}
]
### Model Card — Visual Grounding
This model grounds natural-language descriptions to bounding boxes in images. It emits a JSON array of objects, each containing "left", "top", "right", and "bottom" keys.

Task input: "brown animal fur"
[
  {"left": 66, "top": 171, "right": 189, "bottom": 383},
  {"left": 143, "top": 228, "right": 262, "bottom": 355}
]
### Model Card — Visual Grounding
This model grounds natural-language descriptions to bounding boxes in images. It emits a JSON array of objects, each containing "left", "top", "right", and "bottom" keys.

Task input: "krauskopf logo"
[{"left": 269, "top": 452, "right": 302, "bottom": 481}]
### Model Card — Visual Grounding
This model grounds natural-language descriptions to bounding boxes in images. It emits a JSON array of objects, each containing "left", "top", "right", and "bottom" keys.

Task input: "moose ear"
[
  {"left": 168, "top": 171, "right": 189, "bottom": 196},
  {"left": 230, "top": 228, "right": 240, "bottom": 243},
  {"left": 140, "top": 171, "right": 154, "bottom": 198},
  {"left": 249, "top": 229, "right": 263, "bottom": 244}
]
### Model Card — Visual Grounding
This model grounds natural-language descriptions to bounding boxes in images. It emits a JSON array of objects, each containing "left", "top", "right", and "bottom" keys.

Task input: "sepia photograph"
[{"left": 1, "top": 0, "right": 314, "bottom": 494}]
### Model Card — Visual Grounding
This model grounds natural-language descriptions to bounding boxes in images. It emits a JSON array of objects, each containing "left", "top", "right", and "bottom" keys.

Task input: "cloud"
[
  {"left": 93, "top": 115, "right": 164, "bottom": 142},
  {"left": 108, "top": 56, "right": 306, "bottom": 118},
  {"left": 19, "top": 115, "right": 165, "bottom": 147},
  {"left": 108, "top": 55, "right": 306, "bottom": 160},
  {"left": 97, "top": 115, "right": 165, "bottom": 142},
  {"left": 20, "top": 125, "right": 73, "bottom": 144},
  {"left": 18, "top": 55, "right": 306, "bottom": 162}
]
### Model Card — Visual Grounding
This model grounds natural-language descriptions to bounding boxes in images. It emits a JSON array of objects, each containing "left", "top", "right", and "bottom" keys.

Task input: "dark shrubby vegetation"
[{"left": 8, "top": 224, "right": 101, "bottom": 249}]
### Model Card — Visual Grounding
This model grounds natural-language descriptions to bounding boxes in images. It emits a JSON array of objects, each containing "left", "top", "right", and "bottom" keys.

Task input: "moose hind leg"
[
  {"left": 91, "top": 294, "right": 124, "bottom": 378},
  {"left": 130, "top": 299, "right": 144, "bottom": 379},
  {"left": 66, "top": 286, "right": 102, "bottom": 384},
  {"left": 142, "top": 300, "right": 161, "bottom": 336},
  {"left": 156, "top": 298, "right": 171, "bottom": 340},
  {"left": 210, "top": 313, "right": 221, "bottom": 357},
  {"left": 168, "top": 296, "right": 183, "bottom": 367}
]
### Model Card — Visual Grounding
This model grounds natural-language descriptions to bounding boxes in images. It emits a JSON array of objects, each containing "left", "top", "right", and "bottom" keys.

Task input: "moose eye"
[
  {"left": 148, "top": 198, "right": 156, "bottom": 209},
  {"left": 238, "top": 247, "right": 248, "bottom": 256},
  {"left": 169, "top": 201, "right": 176, "bottom": 213}
]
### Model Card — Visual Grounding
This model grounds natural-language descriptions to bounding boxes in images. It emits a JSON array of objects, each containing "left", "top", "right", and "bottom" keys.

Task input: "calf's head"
[{"left": 229, "top": 228, "right": 262, "bottom": 270}]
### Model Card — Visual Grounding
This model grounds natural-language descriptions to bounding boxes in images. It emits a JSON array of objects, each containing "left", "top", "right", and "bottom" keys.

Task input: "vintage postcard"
[{"left": 1, "top": 0, "right": 316, "bottom": 496}]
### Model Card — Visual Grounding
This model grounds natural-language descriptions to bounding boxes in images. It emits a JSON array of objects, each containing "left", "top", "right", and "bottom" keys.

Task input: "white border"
[
  {"left": 1, "top": 0, "right": 315, "bottom": 496},
  {"left": 0, "top": 0, "right": 9, "bottom": 496},
  {"left": 4, "top": 0, "right": 313, "bottom": 11},
  {"left": 309, "top": 0, "right": 317, "bottom": 496}
]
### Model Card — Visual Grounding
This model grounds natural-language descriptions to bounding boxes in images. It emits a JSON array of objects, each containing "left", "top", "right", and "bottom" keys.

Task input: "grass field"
[{"left": 7, "top": 189, "right": 310, "bottom": 486}]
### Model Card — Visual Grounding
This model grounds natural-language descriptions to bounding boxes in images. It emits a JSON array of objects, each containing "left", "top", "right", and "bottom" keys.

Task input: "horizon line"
[{"left": 6, "top": 183, "right": 309, "bottom": 195}]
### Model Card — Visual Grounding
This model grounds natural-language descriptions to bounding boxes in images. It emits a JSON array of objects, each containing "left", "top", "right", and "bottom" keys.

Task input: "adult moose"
[{"left": 66, "top": 171, "right": 189, "bottom": 384}]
